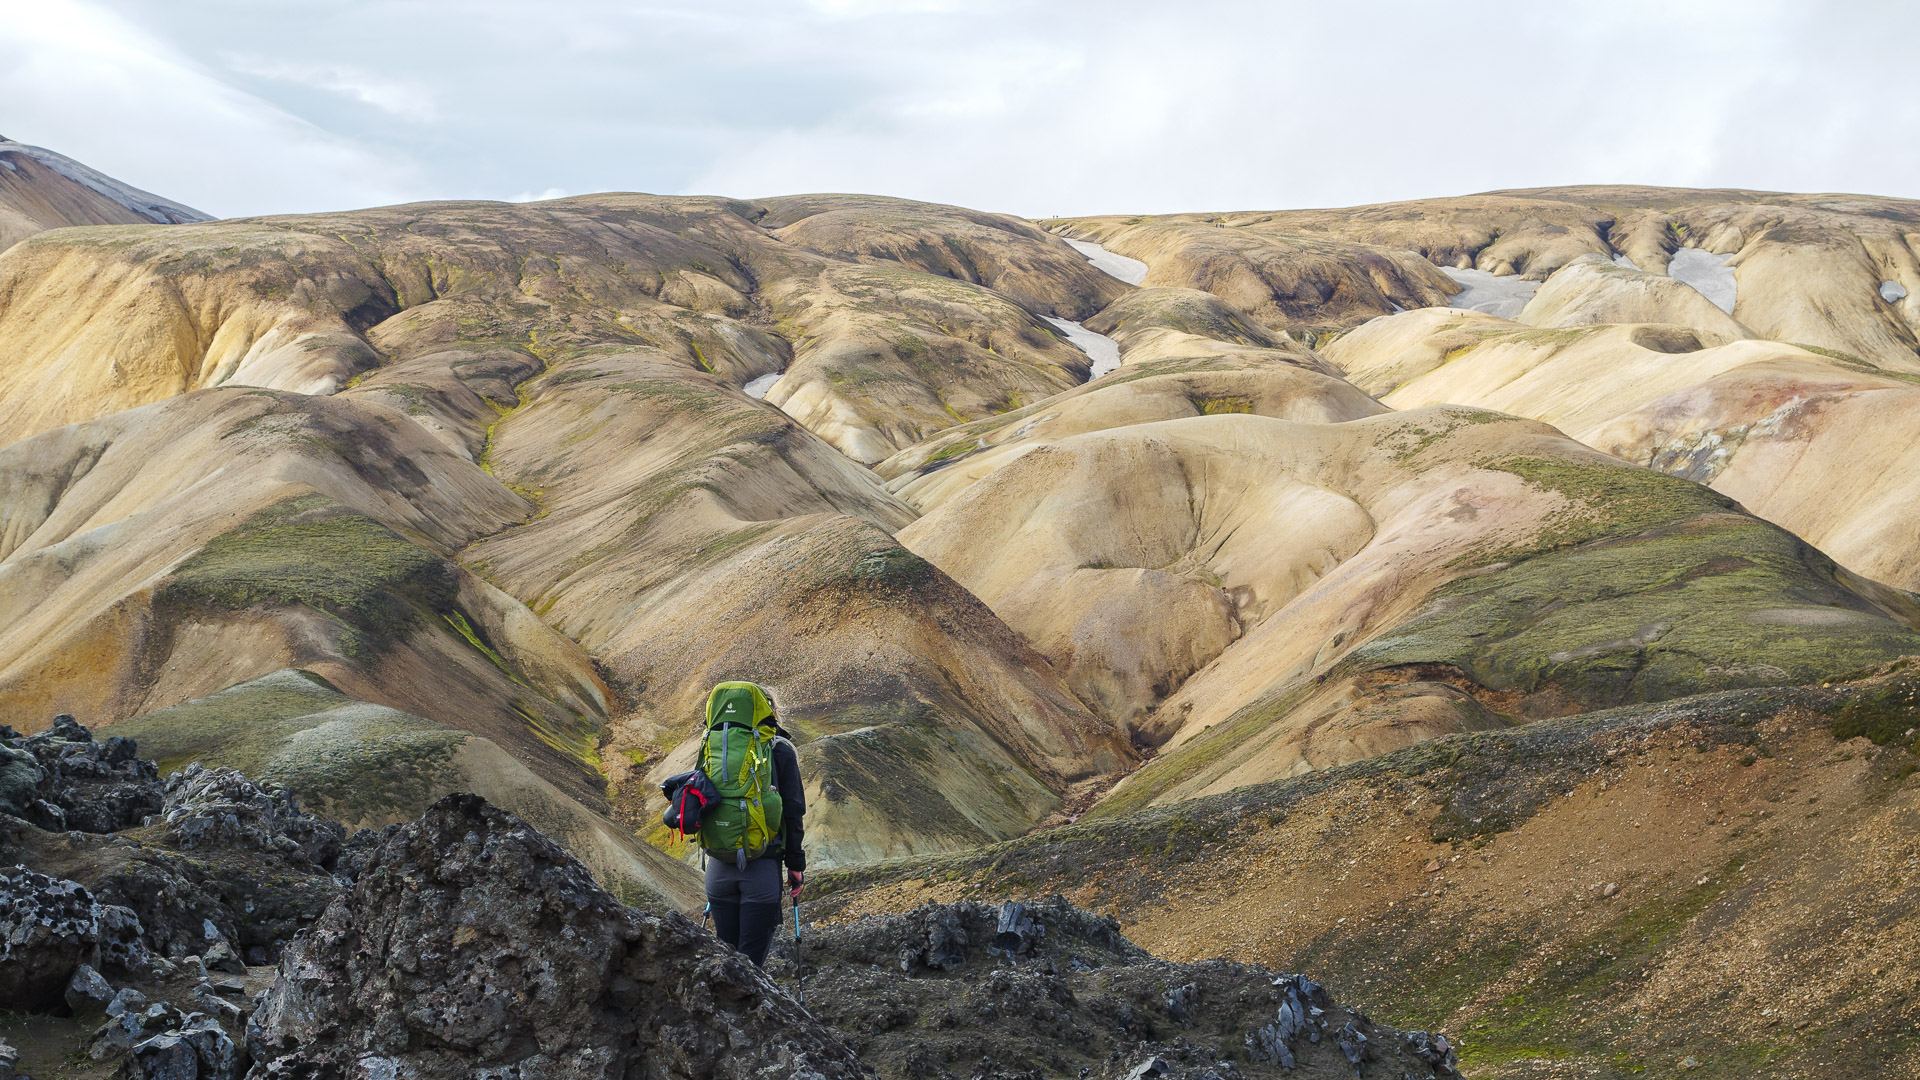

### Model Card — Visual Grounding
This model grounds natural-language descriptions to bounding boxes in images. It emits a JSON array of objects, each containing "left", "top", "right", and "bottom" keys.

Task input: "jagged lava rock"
[
  {"left": 0, "top": 723, "right": 346, "bottom": 968},
  {"left": 247, "top": 793, "right": 868, "bottom": 1079},
  {"left": 0, "top": 864, "right": 101, "bottom": 1011},
  {"left": 121, "top": 1012, "right": 245, "bottom": 1080},
  {"left": 160, "top": 763, "right": 344, "bottom": 869},
  {"left": 779, "top": 898, "right": 1458, "bottom": 1079},
  {"left": 7, "top": 714, "right": 161, "bottom": 833}
]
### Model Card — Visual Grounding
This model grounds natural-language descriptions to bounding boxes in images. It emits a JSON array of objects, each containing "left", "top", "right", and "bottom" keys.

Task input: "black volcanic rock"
[
  {"left": 775, "top": 898, "right": 1460, "bottom": 1080},
  {"left": 159, "top": 763, "right": 345, "bottom": 870},
  {"left": 7, "top": 714, "right": 162, "bottom": 833},
  {"left": 246, "top": 793, "right": 869, "bottom": 1080},
  {"left": 0, "top": 864, "right": 101, "bottom": 1012}
]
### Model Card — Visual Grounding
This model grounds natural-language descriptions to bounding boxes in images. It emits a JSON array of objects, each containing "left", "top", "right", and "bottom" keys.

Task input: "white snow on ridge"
[
  {"left": 1044, "top": 316, "right": 1123, "bottom": 380},
  {"left": 1063, "top": 237, "right": 1148, "bottom": 286},
  {"left": 743, "top": 372, "right": 782, "bottom": 399},
  {"left": 1439, "top": 267, "right": 1538, "bottom": 319},
  {"left": 1666, "top": 248, "right": 1737, "bottom": 314},
  {"left": 0, "top": 138, "right": 211, "bottom": 224},
  {"left": 1612, "top": 253, "right": 1639, "bottom": 270},
  {"left": 1881, "top": 280, "right": 1909, "bottom": 304}
]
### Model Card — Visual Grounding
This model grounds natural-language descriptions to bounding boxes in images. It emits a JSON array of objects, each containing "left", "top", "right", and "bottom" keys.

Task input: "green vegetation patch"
[
  {"left": 1353, "top": 513, "right": 1920, "bottom": 709},
  {"left": 1386, "top": 408, "right": 1512, "bottom": 463},
  {"left": 1829, "top": 669, "right": 1920, "bottom": 748},
  {"left": 112, "top": 669, "right": 468, "bottom": 826},
  {"left": 1485, "top": 455, "right": 1731, "bottom": 553},
  {"left": 157, "top": 495, "right": 457, "bottom": 658},
  {"left": 1192, "top": 394, "right": 1254, "bottom": 415}
]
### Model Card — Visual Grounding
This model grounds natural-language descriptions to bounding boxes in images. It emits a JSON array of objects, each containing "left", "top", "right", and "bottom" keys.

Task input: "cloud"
[
  {"left": 223, "top": 55, "right": 438, "bottom": 123},
  {"left": 5, "top": 0, "right": 1917, "bottom": 218},
  {"left": 0, "top": 0, "right": 424, "bottom": 217}
]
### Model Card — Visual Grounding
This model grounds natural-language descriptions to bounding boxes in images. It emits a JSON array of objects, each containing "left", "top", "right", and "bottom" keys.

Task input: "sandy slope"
[{"left": 1326, "top": 304, "right": 1920, "bottom": 590}]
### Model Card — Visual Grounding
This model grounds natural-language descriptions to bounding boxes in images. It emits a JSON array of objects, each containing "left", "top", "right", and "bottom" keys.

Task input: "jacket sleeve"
[{"left": 773, "top": 739, "right": 806, "bottom": 872}]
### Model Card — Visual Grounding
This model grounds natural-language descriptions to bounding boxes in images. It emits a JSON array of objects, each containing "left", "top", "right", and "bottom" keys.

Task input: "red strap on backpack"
[{"left": 676, "top": 784, "right": 708, "bottom": 837}]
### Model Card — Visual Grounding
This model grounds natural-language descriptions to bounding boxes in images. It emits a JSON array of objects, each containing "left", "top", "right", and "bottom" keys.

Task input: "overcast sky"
[{"left": 1, "top": 0, "right": 1913, "bottom": 220}]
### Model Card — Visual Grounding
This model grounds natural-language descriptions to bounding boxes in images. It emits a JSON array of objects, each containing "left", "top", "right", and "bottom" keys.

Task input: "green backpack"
[{"left": 697, "top": 681, "right": 785, "bottom": 869}]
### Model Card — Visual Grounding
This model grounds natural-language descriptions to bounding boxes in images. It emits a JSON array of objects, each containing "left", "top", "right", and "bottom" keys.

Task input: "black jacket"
[{"left": 766, "top": 724, "right": 806, "bottom": 872}]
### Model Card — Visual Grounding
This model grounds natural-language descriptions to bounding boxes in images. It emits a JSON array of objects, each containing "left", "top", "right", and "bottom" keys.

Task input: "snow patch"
[
  {"left": 1611, "top": 253, "right": 1638, "bottom": 270},
  {"left": 1063, "top": 237, "right": 1148, "bottom": 285},
  {"left": 1439, "top": 267, "right": 1537, "bottom": 319},
  {"left": 1880, "top": 280, "right": 1908, "bottom": 304},
  {"left": 1044, "top": 316, "right": 1123, "bottom": 380},
  {"left": 0, "top": 138, "right": 210, "bottom": 223},
  {"left": 1666, "top": 248, "right": 1737, "bottom": 314},
  {"left": 743, "top": 372, "right": 782, "bottom": 399}
]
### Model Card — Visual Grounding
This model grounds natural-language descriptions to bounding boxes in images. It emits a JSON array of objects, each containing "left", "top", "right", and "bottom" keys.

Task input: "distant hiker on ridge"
[{"left": 662, "top": 681, "right": 806, "bottom": 966}]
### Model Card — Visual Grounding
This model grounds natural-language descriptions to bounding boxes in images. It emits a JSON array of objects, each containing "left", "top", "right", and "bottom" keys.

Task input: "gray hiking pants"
[{"left": 705, "top": 854, "right": 782, "bottom": 966}]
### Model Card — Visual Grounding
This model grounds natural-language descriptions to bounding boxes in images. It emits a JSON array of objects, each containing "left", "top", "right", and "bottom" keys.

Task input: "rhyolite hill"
[{"left": 3, "top": 148, "right": 1919, "bottom": 1077}]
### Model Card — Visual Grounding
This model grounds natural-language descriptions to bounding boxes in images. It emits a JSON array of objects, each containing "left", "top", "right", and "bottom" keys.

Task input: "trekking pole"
[
  {"left": 701, "top": 901, "right": 711, "bottom": 932},
  {"left": 790, "top": 896, "right": 806, "bottom": 1006}
]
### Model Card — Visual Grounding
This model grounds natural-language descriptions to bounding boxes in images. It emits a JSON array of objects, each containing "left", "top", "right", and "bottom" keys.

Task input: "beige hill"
[
  {"left": 454, "top": 344, "right": 1130, "bottom": 864},
  {"left": 1515, "top": 253, "right": 1752, "bottom": 343},
  {"left": 877, "top": 288, "right": 1386, "bottom": 511},
  {"left": 0, "top": 388, "right": 605, "bottom": 797},
  {"left": 901, "top": 406, "right": 1920, "bottom": 816},
  {"left": 1052, "top": 186, "right": 1920, "bottom": 368},
  {"left": 0, "top": 192, "right": 1148, "bottom": 871},
  {"left": 1589, "top": 364, "right": 1920, "bottom": 592},
  {"left": 1041, "top": 214, "right": 1457, "bottom": 342},
  {"left": 1325, "top": 304, "right": 1920, "bottom": 592},
  {"left": 0, "top": 194, "right": 1112, "bottom": 463}
]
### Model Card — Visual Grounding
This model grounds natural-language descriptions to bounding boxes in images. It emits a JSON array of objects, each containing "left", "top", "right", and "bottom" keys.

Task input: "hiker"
[{"left": 663, "top": 681, "right": 805, "bottom": 967}]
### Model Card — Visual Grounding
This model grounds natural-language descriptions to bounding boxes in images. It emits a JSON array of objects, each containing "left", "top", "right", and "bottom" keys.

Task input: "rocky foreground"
[{"left": 0, "top": 721, "right": 1458, "bottom": 1080}]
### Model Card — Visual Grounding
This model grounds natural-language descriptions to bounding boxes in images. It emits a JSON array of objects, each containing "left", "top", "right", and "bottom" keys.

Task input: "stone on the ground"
[
  {"left": 0, "top": 865, "right": 101, "bottom": 1011},
  {"left": 0, "top": 745, "right": 41, "bottom": 820},
  {"left": 200, "top": 940, "right": 244, "bottom": 975},
  {"left": 92, "top": 1000, "right": 187, "bottom": 1059},
  {"left": 65, "top": 962, "right": 115, "bottom": 1013},
  {"left": 122, "top": 1014, "right": 243, "bottom": 1080},
  {"left": 782, "top": 897, "right": 1457, "bottom": 1079}
]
